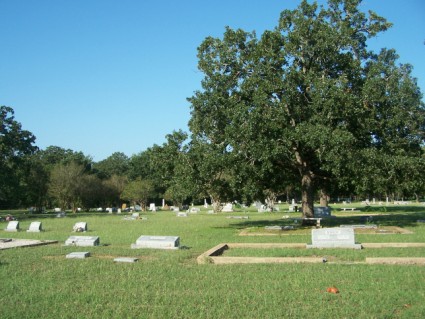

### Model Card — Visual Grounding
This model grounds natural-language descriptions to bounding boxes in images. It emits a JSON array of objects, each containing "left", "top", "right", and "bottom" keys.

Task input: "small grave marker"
[
  {"left": 66, "top": 252, "right": 90, "bottom": 259},
  {"left": 114, "top": 257, "right": 139, "bottom": 263},
  {"left": 73, "top": 222, "right": 87, "bottom": 232},
  {"left": 65, "top": 236, "right": 99, "bottom": 247},
  {"left": 131, "top": 235, "right": 180, "bottom": 250},
  {"left": 313, "top": 207, "right": 332, "bottom": 218},
  {"left": 307, "top": 227, "right": 361, "bottom": 249},
  {"left": 177, "top": 212, "right": 188, "bottom": 217},
  {"left": 5, "top": 221, "right": 19, "bottom": 232},
  {"left": 27, "top": 221, "right": 43, "bottom": 232}
]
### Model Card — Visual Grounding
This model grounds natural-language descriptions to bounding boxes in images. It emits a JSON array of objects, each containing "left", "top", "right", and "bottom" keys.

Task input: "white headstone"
[
  {"left": 27, "top": 221, "right": 42, "bottom": 232},
  {"left": 222, "top": 203, "right": 233, "bottom": 212},
  {"left": 149, "top": 203, "right": 156, "bottom": 211},
  {"left": 73, "top": 222, "right": 87, "bottom": 232},
  {"left": 5, "top": 221, "right": 19, "bottom": 232},
  {"left": 66, "top": 252, "right": 90, "bottom": 259},
  {"left": 114, "top": 257, "right": 138, "bottom": 263},
  {"left": 65, "top": 236, "right": 100, "bottom": 247},
  {"left": 131, "top": 235, "right": 180, "bottom": 250},
  {"left": 307, "top": 228, "right": 361, "bottom": 249},
  {"left": 177, "top": 212, "right": 188, "bottom": 217}
]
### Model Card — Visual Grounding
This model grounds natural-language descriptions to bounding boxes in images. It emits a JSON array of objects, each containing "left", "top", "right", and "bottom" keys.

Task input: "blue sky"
[{"left": 1, "top": 0, "right": 424, "bottom": 161}]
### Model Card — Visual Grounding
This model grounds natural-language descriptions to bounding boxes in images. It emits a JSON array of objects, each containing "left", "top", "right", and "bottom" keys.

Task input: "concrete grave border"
[{"left": 197, "top": 242, "right": 425, "bottom": 265}]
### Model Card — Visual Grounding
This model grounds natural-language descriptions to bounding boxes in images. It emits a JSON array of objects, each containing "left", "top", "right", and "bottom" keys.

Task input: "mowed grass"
[{"left": 1, "top": 204, "right": 425, "bottom": 318}]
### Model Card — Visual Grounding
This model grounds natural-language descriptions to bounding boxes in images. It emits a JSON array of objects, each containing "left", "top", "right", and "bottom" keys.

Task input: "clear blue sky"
[{"left": 1, "top": 0, "right": 424, "bottom": 161}]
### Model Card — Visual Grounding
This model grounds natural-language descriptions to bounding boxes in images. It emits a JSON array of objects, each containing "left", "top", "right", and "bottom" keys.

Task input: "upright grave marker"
[
  {"left": 307, "top": 227, "right": 361, "bottom": 249},
  {"left": 73, "top": 222, "right": 87, "bottom": 232},
  {"left": 5, "top": 221, "right": 19, "bottom": 232},
  {"left": 27, "top": 221, "right": 43, "bottom": 232}
]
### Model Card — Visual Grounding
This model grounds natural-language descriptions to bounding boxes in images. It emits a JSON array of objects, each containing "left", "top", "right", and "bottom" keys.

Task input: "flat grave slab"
[
  {"left": 227, "top": 216, "right": 249, "bottom": 219},
  {"left": 307, "top": 227, "right": 362, "bottom": 249},
  {"left": 0, "top": 239, "right": 58, "bottom": 250},
  {"left": 340, "top": 224, "right": 377, "bottom": 229},
  {"left": 64, "top": 236, "right": 99, "bottom": 247},
  {"left": 176, "top": 212, "right": 188, "bottom": 217},
  {"left": 114, "top": 257, "right": 139, "bottom": 263},
  {"left": 131, "top": 235, "right": 180, "bottom": 250},
  {"left": 27, "top": 221, "right": 43, "bottom": 232},
  {"left": 66, "top": 252, "right": 90, "bottom": 259},
  {"left": 265, "top": 225, "right": 294, "bottom": 230},
  {"left": 5, "top": 221, "right": 19, "bottom": 232}
]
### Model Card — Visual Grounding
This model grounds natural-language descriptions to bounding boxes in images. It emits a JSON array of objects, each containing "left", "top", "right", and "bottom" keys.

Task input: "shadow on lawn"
[{"left": 225, "top": 208, "right": 425, "bottom": 230}]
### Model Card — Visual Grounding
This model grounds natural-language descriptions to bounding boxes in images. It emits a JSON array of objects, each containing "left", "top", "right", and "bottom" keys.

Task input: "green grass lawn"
[{"left": 1, "top": 204, "right": 425, "bottom": 318}]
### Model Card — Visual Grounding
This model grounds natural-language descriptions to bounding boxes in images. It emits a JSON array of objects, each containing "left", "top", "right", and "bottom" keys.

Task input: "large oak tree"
[{"left": 188, "top": 0, "right": 424, "bottom": 217}]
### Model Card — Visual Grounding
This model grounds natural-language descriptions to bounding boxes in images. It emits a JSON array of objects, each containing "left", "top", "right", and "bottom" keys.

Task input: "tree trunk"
[
  {"left": 211, "top": 194, "right": 222, "bottom": 213},
  {"left": 301, "top": 173, "right": 314, "bottom": 218},
  {"left": 319, "top": 189, "right": 329, "bottom": 207}
]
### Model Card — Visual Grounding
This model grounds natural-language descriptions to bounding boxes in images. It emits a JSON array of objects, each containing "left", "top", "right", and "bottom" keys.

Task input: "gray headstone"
[
  {"left": 66, "top": 252, "right": 90, "bottom": 259},
  {"left": 5, "top": 221, "right": 19, "bottom": 232},
  {"left": 131, "top": 235, "right": 180, "bottom": 250},
  {"left": 114, "top": 257, "right": 138, "bottom": 263},
  {"left": 73, "top": 222, "right": 87, "bottom": 232},
  {"left": 313, "top": 206, "right": 332, "bottom": 218},
  {"left": 27, "top": 221, "right": 42, "bottom": 232},
  {"left": 307, "top": 228, "right": 361, "bottom": 249},
  {"left": 65, "top": 236, "right": 99, "bottom": 247}
]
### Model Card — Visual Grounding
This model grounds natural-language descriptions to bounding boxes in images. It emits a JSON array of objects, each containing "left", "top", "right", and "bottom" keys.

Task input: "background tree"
[
  {"left": 48, "top": 162, "right": 86, "bottom": 212},
  {"left": 0, "top": 106, "right": 37, "bottom": 208},
  {"left": 93, "top": 152, "right": 129, "bottom": 179},
  {"left": 188, "top": 0, "right": 424, "bottom": 217},
  {"left": 120, "top": 178, "right": 155, "bottom": 211}
]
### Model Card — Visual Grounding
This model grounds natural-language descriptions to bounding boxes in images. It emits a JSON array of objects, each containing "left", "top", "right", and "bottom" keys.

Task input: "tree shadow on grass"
[{"left": 223, "top": 209, "right": 425, "bottom": 230}]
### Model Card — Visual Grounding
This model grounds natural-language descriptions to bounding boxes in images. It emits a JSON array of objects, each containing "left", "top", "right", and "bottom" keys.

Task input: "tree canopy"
[{"left": 188, "top": 0, "right": 425, "bottom": 217}]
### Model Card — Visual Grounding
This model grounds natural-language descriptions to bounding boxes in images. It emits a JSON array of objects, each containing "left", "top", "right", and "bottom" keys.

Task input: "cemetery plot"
[{"left": 197, "top": 242, "right": 425, "bottom": 265}]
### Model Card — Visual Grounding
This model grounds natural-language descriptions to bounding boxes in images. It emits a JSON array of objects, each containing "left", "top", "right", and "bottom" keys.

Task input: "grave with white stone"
[
  {"left": 27, "top": 221, "right": 43, "bottom": 232},
  {"left": 177, "top": 212, "right": 188, "bottom": 217},
  {"left": 56, "top": 211, "right": 66, "bottom": 218},
  {"left": 114, "top": 257, "right": 138, "bottom": 263},
  {"left": 226, "top": 216, "right": 249, "bottom": 219},
  {"left": 222, "top": 203, "right": 233, "bottom": 212},
  {"left": 149, "top": 203, "right": 156, "bottom": 211},
  {"left": 5, "top": 221, "right": 19, "bottom": 232},
  {"left": 131, "top": 235, "right": 180, "bottom": 250},
  {"left": 306, "top": 227, "right": 361, "bottom": 249},
  {"left": 66, "top": 252, "right": 90, "bottom": 259},
  {"left": 64, "top": 236, "right": 100, "bottom": 247},
  {"left": 313, "top": 206, "right": 332, "bottom": 218},
  {"left": 190, "top": 207, "right": 200, "bottom": 213},
  {"left": 73, "top": 222, "right": 87, "bottom": 232}
]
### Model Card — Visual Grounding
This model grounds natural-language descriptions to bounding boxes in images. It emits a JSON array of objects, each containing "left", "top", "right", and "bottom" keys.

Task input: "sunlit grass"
[{"left": 1, "top": 205, "right": 425, "bottom": 318}]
